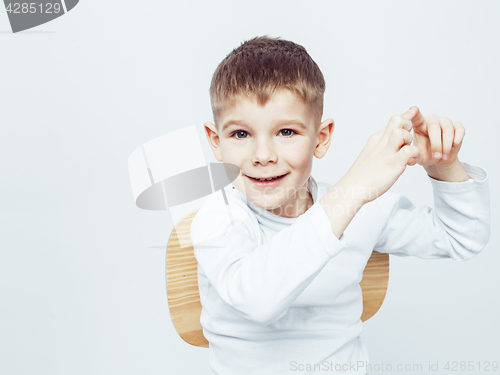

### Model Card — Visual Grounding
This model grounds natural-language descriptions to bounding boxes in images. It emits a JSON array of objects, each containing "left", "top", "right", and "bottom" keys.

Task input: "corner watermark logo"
[{"left": 3, "top": 0, "right": 79, "bottom": 33}]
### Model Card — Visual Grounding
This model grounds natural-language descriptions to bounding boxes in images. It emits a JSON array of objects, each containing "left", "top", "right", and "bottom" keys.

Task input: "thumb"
[
  {"left": 398, "top": 144, "right": 419, "bottom": 165},
  {"left": 407, "top": 155, "right": 420, "bottom": 166}
]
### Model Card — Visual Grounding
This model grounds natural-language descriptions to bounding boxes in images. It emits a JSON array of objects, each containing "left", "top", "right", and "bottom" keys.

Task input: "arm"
[
  {"left": 192, "top": 193, "right": 348, "bottom": 327},
  {"left": 374, "top": 162, "right": 490, "bottom": 260}
]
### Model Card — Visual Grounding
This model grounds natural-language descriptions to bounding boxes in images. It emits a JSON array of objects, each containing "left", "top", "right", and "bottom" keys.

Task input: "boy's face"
[{"left": 204, "top": 90, "right": 334, "bottom": 218}]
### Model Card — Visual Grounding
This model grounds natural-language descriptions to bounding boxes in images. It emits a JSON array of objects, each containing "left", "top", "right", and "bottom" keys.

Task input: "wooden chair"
[{"left": 166, "top": 210, "right": 389, "bottom": 348}]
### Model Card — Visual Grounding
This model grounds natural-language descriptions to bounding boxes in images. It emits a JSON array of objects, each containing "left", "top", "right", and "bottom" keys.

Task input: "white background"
[{"left": 1, "top": 1, "right": 498, "bottom": 374}]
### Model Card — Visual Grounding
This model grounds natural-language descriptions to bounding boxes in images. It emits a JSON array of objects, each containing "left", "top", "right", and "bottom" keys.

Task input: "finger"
[
  {"left": 440, "top": 116, "right": 454, "bottom": 160},
  {"left": 407, "top": 106, "right": 425, "bottom": 129},
  {"left": 401, "top": 107, "right": 416, "bottom": 121},
  {"left": 387, "top": 127, "right": 413, "bottom": 153},
  {"left": 407, "top": 156, "right": 419, "bottom": 166},
  {"left": 397, "top": 144, "right": 419, "bottom": 165},
  {"left": 426, "top": 114, "right": 443, "bottom": 159},
  {"left": 407, "top": 154, "right": 420, "bottom": 166},
  {"left": 452, "top": 121, "right": 465, "bottom": 151},
  {"left": 385, "top": 114, "right": 413, "bottom": 137}
]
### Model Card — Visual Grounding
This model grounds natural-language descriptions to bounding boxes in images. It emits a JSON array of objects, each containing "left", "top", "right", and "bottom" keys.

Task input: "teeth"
[{"left": 255, "top": 175, "right": 283, "bottom": 182}]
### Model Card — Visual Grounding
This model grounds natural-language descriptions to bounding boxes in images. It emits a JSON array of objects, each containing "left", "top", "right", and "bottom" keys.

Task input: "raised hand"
[
  {"left": 340, "top": 109, "right": 419, "bottom": 204},
  {"left": 406, "top": 106, "right": 465, "bottom": 167}
]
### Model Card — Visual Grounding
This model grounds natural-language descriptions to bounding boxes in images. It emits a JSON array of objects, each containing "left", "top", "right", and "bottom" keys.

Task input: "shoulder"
[{"left": 190, "top": 186, "right": 259, "bottom": 244}]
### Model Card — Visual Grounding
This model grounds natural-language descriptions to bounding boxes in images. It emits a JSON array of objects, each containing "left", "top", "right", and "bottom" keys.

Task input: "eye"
[
  {"left": 231, "top": 130, "right": 249, "bottom": 139},
  {"left": 230, "top": 129, "right": 297, "bottom": 139},
  {"left": 279, "top": 129, "right": 297, "bottom": 137}
]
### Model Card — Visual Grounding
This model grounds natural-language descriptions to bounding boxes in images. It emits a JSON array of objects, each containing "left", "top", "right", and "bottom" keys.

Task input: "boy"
[{"left": 190, "top": 36, "right": 490, "bottom": 375}]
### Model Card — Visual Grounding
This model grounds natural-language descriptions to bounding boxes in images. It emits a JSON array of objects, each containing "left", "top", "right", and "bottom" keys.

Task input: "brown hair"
[{"left": 209, "top": 35, "right": 326, "bottom": 129}]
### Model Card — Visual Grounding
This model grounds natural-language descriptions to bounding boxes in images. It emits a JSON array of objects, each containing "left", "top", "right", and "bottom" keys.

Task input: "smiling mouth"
[{"left": 246, "top": 173, "right": 288, "bottom": 182}]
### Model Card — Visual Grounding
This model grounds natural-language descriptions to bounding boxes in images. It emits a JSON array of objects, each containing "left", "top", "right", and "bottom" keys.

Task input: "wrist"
[
  {"left": 423, "top": 158, "right": 470, "bottom": 182},
  {"left": 332, "top": 177, "right": 370, "bottom": 207}
]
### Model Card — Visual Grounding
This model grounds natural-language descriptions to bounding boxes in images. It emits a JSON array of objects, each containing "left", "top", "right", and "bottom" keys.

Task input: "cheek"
[
  {"left": 219, "top": 143, "right": 237, "bottom": 159},
  {"left": 279, "top": 141, "right": 313, "bottom": 166},
  {"left": 219, "top": 142, "right": 244, "bottom": 163}
]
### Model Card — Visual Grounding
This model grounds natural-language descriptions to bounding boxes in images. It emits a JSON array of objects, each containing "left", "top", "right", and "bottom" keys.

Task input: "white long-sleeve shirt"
[{"left": 190, "top": 162, "right": 490, "bottom": 375}]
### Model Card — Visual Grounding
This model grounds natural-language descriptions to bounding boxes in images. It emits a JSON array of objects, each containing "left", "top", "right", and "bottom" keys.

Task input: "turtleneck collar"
[{"left": 232, "top": 175, "right": 319, "bottom": 224}]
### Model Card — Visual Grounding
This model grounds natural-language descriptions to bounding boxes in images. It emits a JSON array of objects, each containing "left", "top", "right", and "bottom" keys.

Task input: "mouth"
[{"left": 246, "top": 173, "right": 289, "bottom": 186}]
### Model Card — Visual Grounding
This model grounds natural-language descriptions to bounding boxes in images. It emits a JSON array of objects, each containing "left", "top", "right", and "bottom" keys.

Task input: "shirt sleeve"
[
  {"left": 373, "top": 162, "right": 490, "bottom": 260},
  {"left": 191, "top": 198, "right": 346, "bottom": 327}
]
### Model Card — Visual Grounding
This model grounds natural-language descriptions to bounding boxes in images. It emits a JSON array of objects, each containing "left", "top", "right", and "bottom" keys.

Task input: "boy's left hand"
[{"left": 403, "top": 106, "right": 465, "bottom": 167}]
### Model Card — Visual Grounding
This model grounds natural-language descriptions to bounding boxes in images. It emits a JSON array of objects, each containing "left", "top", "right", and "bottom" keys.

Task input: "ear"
[
  {"left": 314, "top": 118, "right": 335, "bottom": 159},
  {"left": 204, "top": 121, "right": 223, "bottom": 162}
]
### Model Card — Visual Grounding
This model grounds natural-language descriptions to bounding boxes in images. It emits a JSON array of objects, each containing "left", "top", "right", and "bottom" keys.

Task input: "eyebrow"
[{"left": 222, "top": 120, "right": 306, "bottom": 132}]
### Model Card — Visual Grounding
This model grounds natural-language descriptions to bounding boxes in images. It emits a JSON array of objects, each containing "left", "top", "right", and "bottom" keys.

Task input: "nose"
[{"left": 252, "top": 137, "right": 277, "bottom": 166}]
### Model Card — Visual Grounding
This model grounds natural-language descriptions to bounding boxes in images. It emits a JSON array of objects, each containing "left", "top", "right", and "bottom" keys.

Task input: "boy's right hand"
[{"left": 340, "top": 109, "right": 419, "bottom": 205}]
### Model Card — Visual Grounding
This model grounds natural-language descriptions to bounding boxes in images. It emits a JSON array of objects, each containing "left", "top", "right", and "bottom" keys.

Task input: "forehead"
[{"left": 218, "top": 90, "right": 314, "bottom": 132}]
